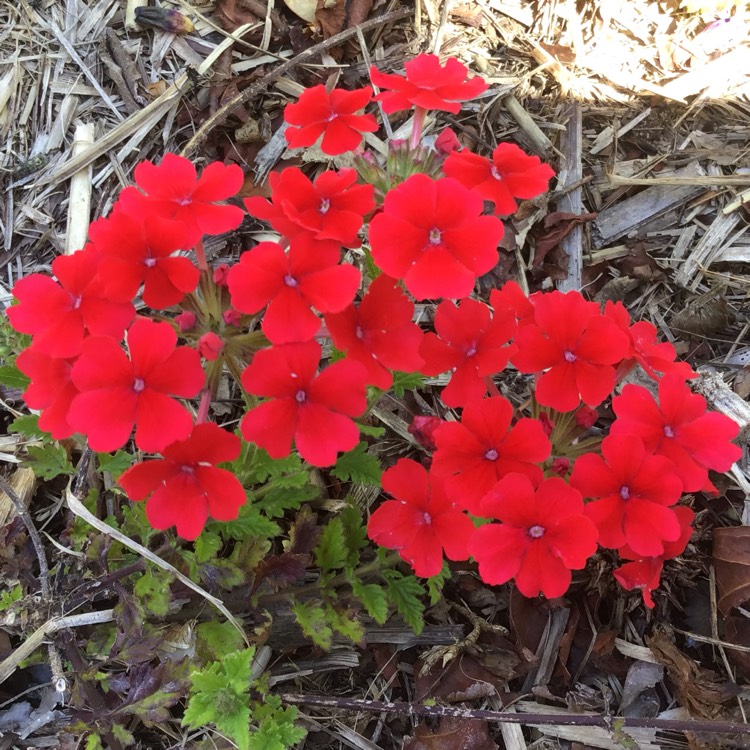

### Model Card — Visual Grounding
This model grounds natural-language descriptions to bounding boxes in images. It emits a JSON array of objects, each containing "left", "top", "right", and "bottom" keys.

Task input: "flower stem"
[
  {"left": 194, "top": 239, "right": 208, "bottom": 272},
  {"left": 196, "top": 389, "right": 212, "bottom": 424},
  {"left": 410, "top": 106, "right": 427, "bottom": 150}
]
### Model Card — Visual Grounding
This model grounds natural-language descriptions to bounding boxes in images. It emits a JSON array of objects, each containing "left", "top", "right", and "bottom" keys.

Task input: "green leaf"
[
  {"left": 133, "top": 566, "right": 172, "bottom": 617},
  {"left": 183, "top": 648, "right": 256, "bottom": 750},
  {"left": 25, "top": 443, "right": 74, "bottom": 480},
  {"left": 0, "top": 364, "right": 30, "bottom": 390},
  {"left": 8, "top": 414, "right": 44, "bottom": 438},
  {"left": 0, "top": 583, "right": 23, "bottom": 612},
  {"left": 217, "top": 502, "right": 280, "bottom": 541},
  {"left": 390, "top": 371, "right": 425, "bottom": 398},
  {"left": 292, "top": 600, "right": 333, "bottom": 649},
  {"left": 382, "top": 569, "right": 425, "bottom": 635},
  {"left": 96, "top": 450, "right": 133, "bottom": 479},
  {"left": 314, "top": 518, "right": 347, "bottom": 573},
  {"left": 255, "top": 483, "right": 318, "bottom": 519},
  {"left": 328, "top": 605, "right": 365, "bottom": 644},
  {"left": 194, "top": 531, "right": 222, "bottom": 563},
  {"left": 339, "top": 503, "right": 368, "bottom": 570},
  {"left": 358, "top": 423, "right": 386, "bottom": 438},
  {"left": 426, "top": 563, "right": 452, "bottom": 606},
  {"left": 331, "top": 442, "right": 381, "bottom": 486},
  {"left": 351, "top": 579, "right": 388, "bottom": 624},
  {"left": 196, "top": 621, "right": 245, "bottom": 662}
]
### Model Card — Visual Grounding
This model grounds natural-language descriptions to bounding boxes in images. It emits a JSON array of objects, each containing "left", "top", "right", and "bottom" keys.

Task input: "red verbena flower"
[
  {"left": 7, "top": 248, "right": 135, "bottom": 358},
  {"left": 605, "top": 301, "right": 695, "bottom": 381},
  {"left": 68, "top": 318, "right": 205, "bottom": 453},
  {"left": 119, "top": 423, "right": 245, "bottom": 540},
  {"left": 284, "top": 85, "right": 378, "bottom": 155},
  {"left": 88, "top": 208, "right": 199, "bottom": 310},
  {"left": 119, "top": 154, "right": 245, "bottom": 244},
  {"left": 227, "top": 237, "right": 360, "bottom": 344},
  {"left": 511, "top": 290, "right": 630, "bottom": 412},
  {"left": 368, "top": 174, "right": 503, "bottom": 300},
  {"left": 419, "top": 298, "right": 516, "bottom": 407},
  {"left": 489, "top": 281, "right": 535, "bottom": 326},
  {"left": 367, "top": 458, "right": 474, "bottom": 577},
  {"left": 16, "top": 348, "right": 78, "bottom": 440},
  {"left": 470, "top": 474, "right": 598, "bottom": 598},
  {"left": 570, "top": 434, "right": 683, "bottom": 557},
  {"left": 325, "top": 275, "right": 424, "bottom": 389},
  {"left": 245, "top": 168, "right": 375, "bottom": 248},
  {"left": 614, "top": 506, "right": 695, "bottom": 608},
  {"left": 241, "top": 341, "right": 368, "bottom": 467},
  {"left": 444, "top": 144, "right": 555, "bottom": 216},
  {"left": 611, "top": 374, "right": 741, "bottom": 493},
  {"left": 431, "top": 397, "right": 551, "bottom": 515},
  {"left": 370, "top": 54, "right": 488, "bottom": 114}
]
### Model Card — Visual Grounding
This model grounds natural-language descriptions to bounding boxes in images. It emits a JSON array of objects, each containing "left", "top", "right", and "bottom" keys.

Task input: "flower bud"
[
  {"left": 538, "top": 413, "right": 555, "bottom": 437},
  {"left": 222, "top": 308, "right": 242, "bottom": 327},
  {"left": 175, "top": 311, "right": 197, "bottom": 332},
  {"left": 213, "top": 263, "right": 230, "bottom": 287},
  {"left": 198, "top": 332, "right": 224, "bottom": 360},
  {"left": 408, "top": 415, "right": 443, "bottom": 452},
  {"left": 551, "top": 458, "right": 570, "bottom": 477},
  {"left": 576, "top": 406, "right": 598, "bottom": 429},
  {"left": 435, "top": 127, "right": 461, "bottom": 155}
]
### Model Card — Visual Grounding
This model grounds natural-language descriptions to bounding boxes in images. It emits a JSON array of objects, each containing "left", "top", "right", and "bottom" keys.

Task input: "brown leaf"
[
  {"left": 415, "top": 653, "right": 506, "bottom": 702},
  {"left": 215, "top": 0, "right": 261, "bottom": 32},
  {"left": 531, "top": 211, "right": 597, "bottom": 267},
  {"left": 714, "top": 526, "right": 750, "bottom": 614},
  {"left": 287, "top": 506, "right": 320, "bottom": 555},
  {"left": 253, "top": 553, "right": 309, "bottom": 592},
  {"left": 646, "top": 628, "right": 740, "bottom": 718},
  {"left": 723, "top": 615, "right": 750, "bottom": 679},
  {"left": 403, "top": 717, "right": 499, "bottom": 750}
]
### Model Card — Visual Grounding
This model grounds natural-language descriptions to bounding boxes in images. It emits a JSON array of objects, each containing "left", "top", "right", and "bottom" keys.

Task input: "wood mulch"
[{"left": 2, "top": 0, "right": 750, "bottom": 747}]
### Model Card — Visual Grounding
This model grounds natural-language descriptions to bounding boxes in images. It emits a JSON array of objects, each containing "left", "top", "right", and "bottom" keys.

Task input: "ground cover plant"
[{"left": 1, "top": 48, "right": 745, "bottom": 750}]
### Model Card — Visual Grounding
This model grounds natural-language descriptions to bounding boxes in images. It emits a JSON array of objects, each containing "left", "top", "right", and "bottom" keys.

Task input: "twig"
[
  {"left": 279, "top": 694, "right": 750, "bottom": 735},
  {"left": 0, "top": 474, "right": 50, "bottom": 599},
  {"left": 179, "top": 8, "right": 411, "bottom": 158}
]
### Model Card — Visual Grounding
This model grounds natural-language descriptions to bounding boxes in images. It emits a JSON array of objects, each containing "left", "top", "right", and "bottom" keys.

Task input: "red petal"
[
  {"left": 134, "top": 390, "right": 194, "bottom": 452},
  {"left": 295, "top": 402, "right": 360, "bottom": 466},
  {"left": 119, "top": 459, "right": 175, "bottom": 500},
  {"left": 241, "top": 398, "right": 298, "bottom": 459}
]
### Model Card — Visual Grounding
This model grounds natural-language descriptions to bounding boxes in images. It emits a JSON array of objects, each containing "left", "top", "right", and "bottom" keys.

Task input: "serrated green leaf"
[
  {"left": 382, "top": 570, "right": 425, "bottom": 635},
  {"left": 25, "top": 443, "right": 74, "bottom": 480},
  {"left": 340, "top": 503, "right": 368, "bottom": 569},
  {"left": 255, "top": 483, "right": 318, "bottom": 519},
  {"left": 96, "top": 450, "right": 133, "bottom": 479},
  {"left": 314, "top": 518, "right": 347, "bottom": 573},
  {"left": 351, "top": 579, "right": 388, "bottom": 624},
  {"left": 216, "top": 502, "right": 280, "bottom": 541},
  {"left": 328, "top": 605, "right": 365, "bottom": 644},
  {"left": 8, "top": 414, "right": 44, "bottom": 438},
  {"left": 293, "top": 600, "right": 333, "bottom": 649},
  {"left": 196, "top": 621, "right": 245, "bottom": 662},
  {"left": 133, "top": 567, "right": 172, "bottom": 617},
  {"left": 332, "top": 442, "right": 381, "bottom": 486},
  {"left": 0, "top": 364, "right": 30, "bottom": 390},
  {"left": 390, "top": 371, "right": 425, "bottom": 398},
  {"left": 426, "top": 563, "right": 452, "bottom": 606},
  {"left": 194, "top": 531, "right": 222, "bottom": 563}
]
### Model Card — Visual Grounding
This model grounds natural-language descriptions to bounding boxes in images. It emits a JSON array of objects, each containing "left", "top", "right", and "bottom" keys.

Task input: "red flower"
[
  {"left": 119, "top": 154, "right": 245, "bottom": 244},
  {"left": 431, "top": 397, "right": 551, "bottom": 515},
  {"left": 69, "top": 318, "right": 205, "bottom": 452},
  {"left": 241, "top": 341, "right": 368, "bottom": 467},
  {"left": 419, "top": 299, "right": 516, "bottom": 407},
  {"left": 614, "top": 506, "right": 695, "bottom": 608},
  {"left": 367, "top": 459, "right": 474, "bottom": 577},
  {"left": 325, "top": 275, "right": 424, "bottom": 389},
  {"left": 119, "top": 423, "right": 245, "bottom": 540},
  {"left": 470, "top": 474, "right": 598, "bottom": 598},
  {"left": 570, "top": 435, "right": 683, "bottom": 557},
  {"left": 611, "top": 374, "right": 741, "bottom": 493},
  {"left": 604, "top": 301, "right": 695, "bottom": 381},
  {"left": 7, "top": 248, "right": 135, "bottom": 358},
  {"left": 227, "top": 237, "right": 360, "bottom": 344},
  {"left": 434, "top": 127, "right": 461, "bottom": 155},
  {"left": 368, "top": 174, "right": 503, "bottom": 300},
  {"left": 370, "top": 54, "right": 488, "bottom": 114},
  {"left": 408, "top": 415, "right": 443, "bottom": 451},
  {"left": 88, "top": 208, "right": 199, "bottom": 309},
  {"left": 511, "top": 290, "right": 630, "bottom": 412},
  {"left": 444, "top": 144, "right": 555, "bottom": 216},
  {"left": 245, "top": 168, "right": 374, "bottom": 248},
  {"left": 16, "top": 348, "right": 78, "bottom": 440},
  {"left": 284, "top": 85, "right": 378, "bottom": 155},
  {"left": 489, "top": 281, "right": 535, "bottom": 326}
]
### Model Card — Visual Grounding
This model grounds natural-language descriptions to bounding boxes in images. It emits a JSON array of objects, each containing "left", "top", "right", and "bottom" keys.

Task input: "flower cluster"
[{"left": 6, "top": 53, "right": 741, "bottom": 607}]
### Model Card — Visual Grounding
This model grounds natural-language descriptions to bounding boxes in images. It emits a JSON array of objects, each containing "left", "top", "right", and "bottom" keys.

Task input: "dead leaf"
[
  {"left": 671, "top": 293, "right": 734, "bottom": 337},
  {"left": 714, "top": 526, "right": 750, "bottom": 614},
  {"left": 403, "top": 717, "right": 499, "bottom": 750},
  {"left": 646, "top": 628, "right": 740, "bottom": 718},
  {"left": 531, "top": 211, "right": 597, "bottom": 267},
  {"left": 620, "top": 660, "right": 664, "bottom": 714},
  {"left": 216, "top": 0, "right": 263, "bottom": 32},
  {"left": 415, "top": 653, "right": 507, "bottom": 702},
  {"left": 284, "top": 0, "right": 317, "bottom": 22}
]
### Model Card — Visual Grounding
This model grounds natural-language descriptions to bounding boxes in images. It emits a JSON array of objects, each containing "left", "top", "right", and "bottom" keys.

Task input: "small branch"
[
  {"left": 179, "top": 8, "right": 411, "bottom": 158},
  {"left": 279, "top": 694, "right": 750, "bottom": 736},
  {"left": 0, "top": 474, "right": 50, "bottom": 599}
]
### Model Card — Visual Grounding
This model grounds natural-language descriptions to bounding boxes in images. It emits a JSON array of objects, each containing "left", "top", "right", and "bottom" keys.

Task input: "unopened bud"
[
  {"left": 408, "top": 415, "right": 443, "bottom": 452},
  {"left": 198, "top": 332, "right": 224, "bottom": 360},
  {"left": 175, "top": 310, "right": 197, "bottom": 332}
]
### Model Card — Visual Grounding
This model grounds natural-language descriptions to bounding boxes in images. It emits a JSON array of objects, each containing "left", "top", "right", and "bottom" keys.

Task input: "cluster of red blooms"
[{"left": 7, "top": 54, "right": 742, "bottom": 607}]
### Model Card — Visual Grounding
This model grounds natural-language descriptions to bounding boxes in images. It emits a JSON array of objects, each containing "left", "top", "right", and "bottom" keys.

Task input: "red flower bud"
[
  {"left": 435, "top": 127, "right": 461, "bottom": 155},
  {"left": 408, "top": 415, "right": 443, "bottom": 451},
  {"left": 222, "top": 308, "right": 242, "bottom": 327},
  {"left": 198, "top": 332, "right": 224, "bottom": 360},
  {"left": 538, "top": 413, "right": 555, "bottom": 437},
  {"left": 575, "top": 406, "right": 598, "bottom": 429},
  {"left": 175, "top": 311, "right": 197, "bottom": 332},
  {"left": 551, "top": 457, "right": 570, "bottom": 476},
  {"left": 213, "top": 263, "right": 230, "bottom": 287}
]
